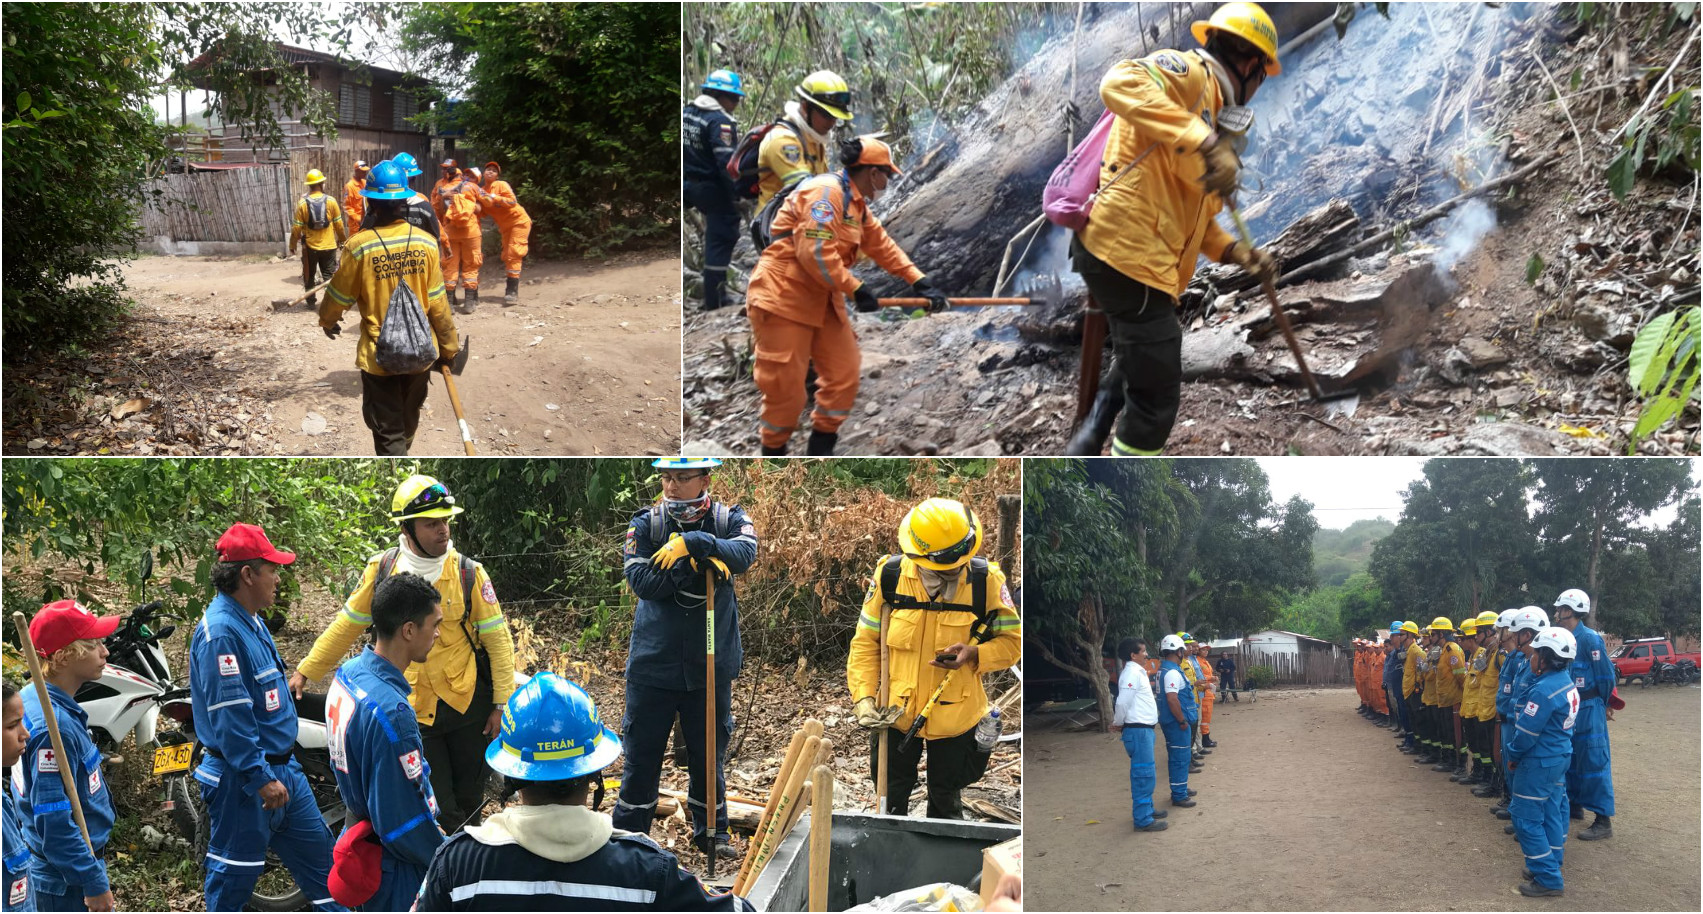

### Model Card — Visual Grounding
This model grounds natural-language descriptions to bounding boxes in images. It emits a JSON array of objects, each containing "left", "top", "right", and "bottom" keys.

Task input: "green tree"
[
  {"left": 1146, "top": 459, "right": 1317, "bottom": 639},
  {"left": 1370, "top": 460, "right": 1536, "bottom": 621},
  {"left": 1023, "top": 459, "right": 1172, "bottom": 728},
  {"left": 1529, "top": 458, "right": 1692, "bottom": 626},
  {"left": 401, "top": 2, "right": 680, "bottom": 254}
]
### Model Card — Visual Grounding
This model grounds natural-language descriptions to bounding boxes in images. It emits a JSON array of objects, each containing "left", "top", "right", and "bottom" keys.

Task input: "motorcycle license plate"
[{"left": 152, "top": 742, "right": 194, "bottom": 775}]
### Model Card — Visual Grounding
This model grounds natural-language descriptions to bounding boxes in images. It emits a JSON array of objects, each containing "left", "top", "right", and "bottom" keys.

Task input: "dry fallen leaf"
[{"left": 111, "top": 397, "right": 149, "bottom": 420}]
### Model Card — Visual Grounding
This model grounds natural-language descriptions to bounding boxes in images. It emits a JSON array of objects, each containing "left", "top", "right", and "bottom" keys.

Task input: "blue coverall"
[
  {"left": 1496, "top": 649, "right": 1529, "bottom": 786},
  {"left": 1156, "top": 659, "right": 1198, "bottom": 803},
  {"left": 4, "top": 785, "right": 34, "bottom": 912},
  {"left": 1507, "top": 666, "right": 1577, "bottom": 891},
  {"left": 328, "top": 648, "right": 447, "bottom": 911},
  {"left": 1382, "top": 646, "right": 1407, "bottom": 737},
  {"left": 17, "top": 684, "right": 111, "bottom": 912},
  {"left": 614, "top": 504, "right": 758, "bottom": 846},
  {"left": 1563, "top": 624, "right": 1616, "bottom": 817},
  {"left": 1114, "top": 660, "right": 1158, "bottom": 828},
  {"left": 682, "top": 99, "right": 741, "bottom": 311},
  {"left": 190, "top": 592, "right": 343, "bottom": 912}
]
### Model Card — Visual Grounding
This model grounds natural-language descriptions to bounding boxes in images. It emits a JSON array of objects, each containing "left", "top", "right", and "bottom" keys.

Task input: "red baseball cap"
[
  {"left": 328, "top": 819, "right": 382, "bottom": 906},
  {"left": 30, "top": 600, "right": 120, "bottom": 657},
  {"left": 216, "top": 523, "right": 296, "bottom": 565}
]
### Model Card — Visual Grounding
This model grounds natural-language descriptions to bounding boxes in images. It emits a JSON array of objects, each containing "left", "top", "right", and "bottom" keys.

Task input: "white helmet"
[
  {"left": 1496, "top": 608, "right": 1518, "bottom": 629},
  {"left": 1160, "top": 634, "right": 1186, "bottom": 653},
  {"left": 1554, "top": 588, "right": 1591, "bottom": 615},
  {"left": 1531, "top": 627, "right": 1578, "bottom": 660},
  {"left": 1509, "top": 606, "right": 1549, "bottom": 634}
]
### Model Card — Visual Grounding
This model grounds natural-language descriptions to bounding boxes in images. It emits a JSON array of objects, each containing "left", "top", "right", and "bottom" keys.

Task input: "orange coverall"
[
  {"left": 343, "top": 176, "right": 366, "bottom": 232},
  {"left": 1371, "top": 647, "right": 1389, "bottom": 714},
  {"left": 744, "top": 172, "right": 923, "bottom": 450},
  {"left": 1195, "top": 652, "right": 1216, "bottom": 735},
  {"left": 479, "top": 178, "right": 532, "bottom": 280},
  {"left": 433, "top": 174, "right": 484, "bottom": 292}
]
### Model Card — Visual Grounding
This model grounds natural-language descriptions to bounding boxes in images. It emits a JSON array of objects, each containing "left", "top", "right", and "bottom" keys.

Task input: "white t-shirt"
[
  {"left": 1162, "top": 667, "right": 1188, "bottom": 695},
  {"left": 1113, "top": 660, "right": 1158, "bottom": 726}
]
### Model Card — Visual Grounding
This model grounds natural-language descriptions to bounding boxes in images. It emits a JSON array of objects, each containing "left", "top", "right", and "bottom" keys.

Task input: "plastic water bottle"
[{"left": 975, "top": 709, "right": 1002, "bottom": 752}]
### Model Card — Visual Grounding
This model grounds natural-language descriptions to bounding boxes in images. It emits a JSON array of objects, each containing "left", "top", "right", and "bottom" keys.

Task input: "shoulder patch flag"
[
  {"left": 1524, "top": 700, "right": 1540, "bottom": 716},
  {"left": 36, "top": 749, "right": 56, "bottom": 773},
  {"left": 1155, "top": 51, "right": 1189, "bottom": 74},
  {"left": 218, "top": 654, "right": 241, "bottom": 677}
]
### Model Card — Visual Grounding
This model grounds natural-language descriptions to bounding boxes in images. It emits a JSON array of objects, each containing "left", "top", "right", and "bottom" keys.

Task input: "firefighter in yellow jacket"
[
  {"left": 320, "top": 161, "right": 459, "bottom": 456},
  {"left": 290, "top": 169, "right": 348, "bottom": 309},
  {"left": 1066, "top": 2, "right": 1283, "bottom": 457},
  {"left": 288, "top": 475, "right": 515, "bottom": 830},
  {"left": 745, "top": 135, "right": 947, "bottom": 457},
  {"left": 754, "top": 70, "right": 846, "bottom": 209},
  {"left": 1460, "top": 610, "right": 1503, "bottom": 791},
  {"left": 847, "top": 498, "right": 1021, "bottom": 819},
  {"left": 1424, "top": 617, "right": 1468, "bottom": 776}
]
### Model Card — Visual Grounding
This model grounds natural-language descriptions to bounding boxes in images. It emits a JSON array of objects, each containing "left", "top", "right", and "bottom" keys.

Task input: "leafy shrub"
[
  {"left": 1626, "top": 306, "right": 1701, "bottom": 453},
  {"left": 1245, "top": 665, "right": 1276, "bottom": 690}
]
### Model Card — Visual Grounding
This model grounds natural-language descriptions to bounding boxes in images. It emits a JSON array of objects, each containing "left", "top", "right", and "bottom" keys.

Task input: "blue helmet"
[
  {"left": 390, "top": 151, "right": 423, "bottom": 179},
  {"left": 702, "top": 68, "right": 745, "bottom": 97},
  {"left": 361, "top": 160, "right": 412, "bottom": 200},
  {"left": 652, "top": 457, "right": 722, "bottom": 470},
  {"left": 485, "top": 672, "right": 621, "bottom": 782},
  {"left": 1389, "top": 621, "right": 1403, "bottom": 635}
]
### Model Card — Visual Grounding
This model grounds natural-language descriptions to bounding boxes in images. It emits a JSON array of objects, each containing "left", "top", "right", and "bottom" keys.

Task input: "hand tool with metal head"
[
  {"left": 1229, "top": 207, "right": 1360, "bottom": 415},
  {"left": 272, "top": 276, "right": 335, "bottom": 311},
  {"left": 704, "top": 565, "right": 719, "bottom": 879}
]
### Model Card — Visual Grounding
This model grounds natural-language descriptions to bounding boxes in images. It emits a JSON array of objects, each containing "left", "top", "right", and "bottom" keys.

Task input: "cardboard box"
[{"left": 979, "top": 835, "right": 1022, "bottom": 907}]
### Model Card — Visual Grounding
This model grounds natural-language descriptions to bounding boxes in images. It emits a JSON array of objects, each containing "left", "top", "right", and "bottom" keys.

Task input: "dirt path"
[
  {"left": 1026, "top": 686, "right": 1701, "bottom": 911},
  {"left": 8, "top": 251, "right": 681, "bottom": 456}
]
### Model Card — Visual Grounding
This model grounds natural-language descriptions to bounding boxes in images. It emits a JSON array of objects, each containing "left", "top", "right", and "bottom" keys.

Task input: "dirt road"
[
  {"left": 7, "top": 251, "right": 681, "bottom": 456},
  {"left": 1026, "top": 686, "right": 1701, "bottom": 911}
]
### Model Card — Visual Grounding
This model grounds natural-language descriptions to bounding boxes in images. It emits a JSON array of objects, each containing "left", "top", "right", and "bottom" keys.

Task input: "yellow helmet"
[
  {"left": 1475, "top": 610, "right": 1500, "bottom": 628},
  {"left": 304, "top": 168, "right": 329, "bottom": 185},
  {"left": 1460, "top": 618, "right": 1479, "bottom": 636},
  {"left": 1400, "top": 621, "right": 1420, "bottom": 636},
  {"left": 1428, "top": 616, "right": 1454, "bottom": 632},
  {"left": 898, "top": 497, "right": 981, "bottom": 571},
  {"left": 796, "top": 69, "right": 853, "bottom": 122},
  {"left": 392, "top": 475, "right": 465, "bottom": 523},
  {"left": 1191, "top": 2, "right": 1282, "bottom": 76}
]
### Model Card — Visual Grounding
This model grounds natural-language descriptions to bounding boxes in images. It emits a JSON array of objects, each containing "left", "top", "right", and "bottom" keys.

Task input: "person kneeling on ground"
[{"left": 412, "top": 672, "right": 753, "bottom": 911}]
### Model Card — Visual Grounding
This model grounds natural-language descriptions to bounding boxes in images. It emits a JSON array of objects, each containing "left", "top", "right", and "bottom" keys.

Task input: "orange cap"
[{"left": 848, "top": 135, "right": 902, "bottom": 176}]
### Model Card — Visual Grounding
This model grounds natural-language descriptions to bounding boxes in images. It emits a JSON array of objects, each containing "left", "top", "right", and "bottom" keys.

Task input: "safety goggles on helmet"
[{"left": 391, "top": 475, "right": 464, "bottom": 522}]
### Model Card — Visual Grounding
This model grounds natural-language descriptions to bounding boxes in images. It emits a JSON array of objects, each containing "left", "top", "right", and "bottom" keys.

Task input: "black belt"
[
  {"left": 205, "top": 747, "right": 294, "bottom": 765},
  {"left": 1123, "top": 721, "right": 1156, "bottom": 729},
  {"left": 1578, "top": 689, "right": 1602, "bottom": 702}
]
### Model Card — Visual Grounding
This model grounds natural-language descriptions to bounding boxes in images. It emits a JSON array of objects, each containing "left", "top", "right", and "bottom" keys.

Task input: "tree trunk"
[
  {"left": 1032, "top": 587, "right": 1114, "bottom": 731},
  {"left": 1588, "top": 515, "right": 1604, "bottom": 596}
]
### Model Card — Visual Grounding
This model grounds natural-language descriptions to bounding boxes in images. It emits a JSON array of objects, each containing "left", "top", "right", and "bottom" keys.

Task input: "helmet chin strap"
[{"left": 401, "top": 520, "right": 445, "bottom": 558}]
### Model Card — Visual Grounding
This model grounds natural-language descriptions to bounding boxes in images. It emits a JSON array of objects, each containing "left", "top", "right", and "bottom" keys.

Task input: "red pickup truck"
[{"left": 1611, "top": 638, "right": 1702, "bottom": 684}]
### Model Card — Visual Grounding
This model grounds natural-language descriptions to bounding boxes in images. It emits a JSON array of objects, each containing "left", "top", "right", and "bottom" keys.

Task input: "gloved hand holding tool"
[
  {"left": 690, "top": 556, "right": 732, "bottom": 581},
  {"left": 853, "top": 284, "right": 881, "bottom": 313},
  {"left": 651, "top": 532, "right": 690, "bottom": 570},
  {"left": 900, "top": 613, "right": 995, "bottom": 750},
  {"left": 1199, "top": 132, "right": 1242, "bottom": 197},
  {"left": 910, "top": 277, "right": 950, "bottom": 313},
  {"left": 853, "top": 696, "right": 903, "bottom": 730}
]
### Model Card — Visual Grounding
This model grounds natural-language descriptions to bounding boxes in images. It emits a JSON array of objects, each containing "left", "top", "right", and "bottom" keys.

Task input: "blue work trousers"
[
  {"left": 1566, "top": 698, "right": 1615, "bottom": 817},
  {"left": 684, "top": 180, "right": 740, "bottom": 311},
  {"left": 1121, "top": 726, "right": 1157, "bottom": 826},
  {"left": 1510, "top": 759, "right": 1569, "bottom": 891},
  {"left": 1159, "top": 721, "right": 1192, "bottom": 802},
  {"left": 612, "top": 681, "right": 733, "bottom": 845},
  {"left": 200, "top": 761, "right": 343, "bottom": 912}
]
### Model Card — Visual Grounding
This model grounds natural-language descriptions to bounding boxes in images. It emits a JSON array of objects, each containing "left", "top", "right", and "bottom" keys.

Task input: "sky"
[{"left": 1256, "top": 457, "right": 1700, "bottom": 531}]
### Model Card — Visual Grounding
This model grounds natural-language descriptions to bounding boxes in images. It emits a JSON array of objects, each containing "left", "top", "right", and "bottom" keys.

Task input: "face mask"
[{"left": 664, "top": 492, "right": 710, "bottom": 524}]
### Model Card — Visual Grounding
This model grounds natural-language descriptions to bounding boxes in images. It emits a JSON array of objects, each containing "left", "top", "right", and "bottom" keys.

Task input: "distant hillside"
[{"left": 1313, "top": 517, "right": 1395, "bottom": 586}]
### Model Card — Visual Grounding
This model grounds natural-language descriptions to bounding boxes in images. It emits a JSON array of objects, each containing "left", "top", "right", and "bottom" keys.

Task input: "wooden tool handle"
[
  {"left": 808, "top": 765, "right": 834, "bottom": 912},
  {"left": 735, "top": 727, "right": 809, "bottom": 891},
  {"left": 11, "top": 613, "right": 94, "bottom": 853},
  {"left": 877, "top": 297, "right": 1039, "bottom": 307},
  {"left": 739, "top": 733, "right": 820, "bottom": 894},
  {"left": 704, "top": 569, "right": 719, "bottom": 878},
  {"left": 875, "top": 601, "right": 892, "bottom": 813},
  {"left": 438, "top": 366, "right": 477, "bottom": 456}
]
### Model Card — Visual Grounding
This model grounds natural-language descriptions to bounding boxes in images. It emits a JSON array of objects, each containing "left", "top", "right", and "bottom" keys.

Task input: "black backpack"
[
  {"left": 376, "top": 548, "right": 486, "bottom": 659},
  {"left": 726, "top": 118, "right": 800, "bottom": 201},
  {"left": 750, "top": 171, "right": 850, "bottom": 254}
]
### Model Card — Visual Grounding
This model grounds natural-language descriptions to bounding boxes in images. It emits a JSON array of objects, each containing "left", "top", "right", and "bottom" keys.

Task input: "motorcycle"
[{"left": 1651, "top": 658, "right": 1701, "bottom": 686}]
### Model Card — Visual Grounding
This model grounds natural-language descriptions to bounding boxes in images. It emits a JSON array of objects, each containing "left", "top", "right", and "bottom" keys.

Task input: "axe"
[
  {"left": 272, "top": 277, "right": 335, "bottom": 311},
  {"left": 877, "top": 273, "right": 1065, "bottom": 312},
  {"left": 438, "top": 335, "right": 474, "bottom": 455}
]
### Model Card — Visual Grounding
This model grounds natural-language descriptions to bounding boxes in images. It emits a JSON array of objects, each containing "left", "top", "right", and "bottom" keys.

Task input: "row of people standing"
[{"left": 1368, "top": 588, "right": 1617, "bottom": 897}]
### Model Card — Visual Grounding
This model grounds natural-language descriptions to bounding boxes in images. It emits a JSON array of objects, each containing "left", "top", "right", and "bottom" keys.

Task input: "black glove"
[
  {"left": 852, "top": 284, "right": 880, "bottom": 313},
  {"left": 322, "top": 323, "right": 341, "bottom": 340},
  {"left": 911, "top": 276, "right": 949, "bottom": 313}
]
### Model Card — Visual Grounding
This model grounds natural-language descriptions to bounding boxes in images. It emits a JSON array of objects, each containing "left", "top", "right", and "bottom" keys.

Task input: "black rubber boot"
[
  {"left": 1472, "top": 777, "right": 1499, "bottom": 798},
  {"left": 1135, "top": 820, "right": 1169, "bottom": 832},
  {"left": 1577, "top": 815, "right": 1613, "bottom": 841},
  {"left": 1569, "top": 804, "right": 1585, "bottom": 820},
  {"left": 1201, "top": 735, "right": 1217, "bottom": 748},
  {"left": 1171, "top": 796, "right": 1197, "bottom": 808},
  {"left": 1064, "top": 388, "right": 1119, "bottom": 456},
  {"left": 760, "top": 444, "right": 787, "bottom": 456},
  {"left": 1518, "top": 881, "right": 1564, "bottom": 897},
  {"left": 805, "top": 430, "right": 838, "bottom": 456},
  {"left": 463, "top": 287, "right": 479, "bottom": 313},
  {"left": 448, "top": 288, "right": 460, "bottom": 310},
  {"left": 504, "top": 276, "right": 520, "bottom": 306}
]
